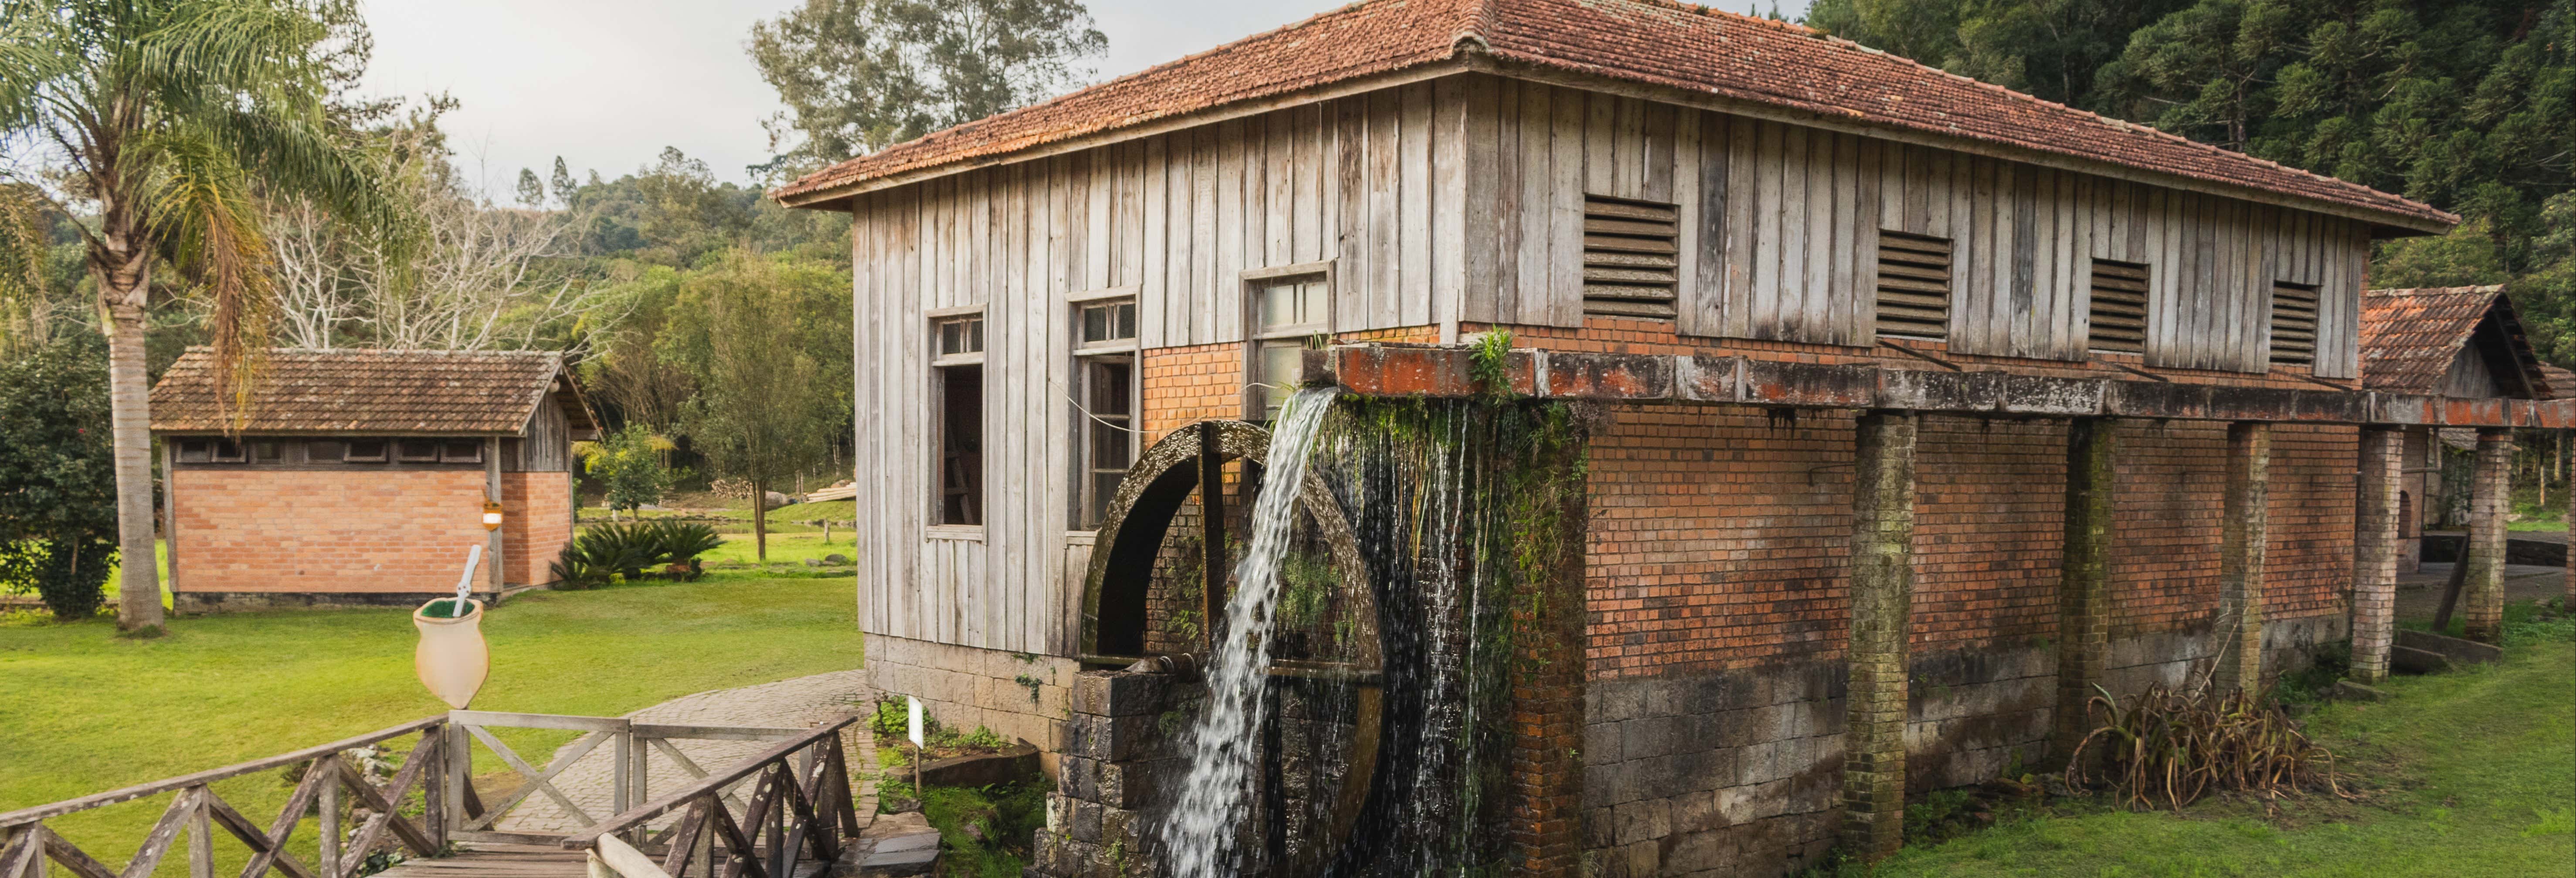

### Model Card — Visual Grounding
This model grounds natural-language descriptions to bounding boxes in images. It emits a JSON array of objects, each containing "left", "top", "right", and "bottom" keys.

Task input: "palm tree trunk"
[{"left": 102, "top": 271, "right": 166, "bottom": 633}]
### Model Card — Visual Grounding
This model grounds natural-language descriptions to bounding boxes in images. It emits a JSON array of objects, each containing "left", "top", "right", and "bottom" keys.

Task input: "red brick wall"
[
  {"left": 171, "top": 469, "right": 491, "bottom": 593},
  {"left": 503, "top": 471, "right": 574, "bottom": 585},
  {"left": 1584, "top": 406, "right": 2357, "bottom": 681},
  {"left": 1140, "top": 342, "right": 1244, "bottom": 446}
]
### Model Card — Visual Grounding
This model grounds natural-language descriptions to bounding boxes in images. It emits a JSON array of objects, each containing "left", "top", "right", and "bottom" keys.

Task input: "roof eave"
[{"left": 774, "top": 56, "right": 1484, "bottom": 209}]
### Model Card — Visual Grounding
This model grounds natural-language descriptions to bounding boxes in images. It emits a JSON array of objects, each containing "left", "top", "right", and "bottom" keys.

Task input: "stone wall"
[
  {"left": 1036, "top": 670, "right": 1177, "bottom": 878},
  {"left": 865, "top": 634, "right": 1079, "bottom": 772}
]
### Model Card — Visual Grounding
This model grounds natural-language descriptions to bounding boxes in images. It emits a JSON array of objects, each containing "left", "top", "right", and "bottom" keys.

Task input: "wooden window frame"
[
  {"left": 343, "top": 438, "right": 389, "bottom": 463},
  {"left": 1072, "top": 353, "right": 1137, "bottom": 530},
  {"left": 1242, "top": 262, "right": 1334, "bottom": 421},
  {"left": 931, "top": 307, "right": 987, "bottom": 367},
  {"left": 440, "top": 440, "right": 484, "bottom": 464},
  {"left": 395, "top": 438, "right": 442, "bottom": 463}
]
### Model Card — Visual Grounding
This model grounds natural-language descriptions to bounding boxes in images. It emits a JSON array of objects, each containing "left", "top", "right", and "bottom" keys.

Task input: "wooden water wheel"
[{"left": 1077, "top": 419, "right": 1385, "bottom": 874}]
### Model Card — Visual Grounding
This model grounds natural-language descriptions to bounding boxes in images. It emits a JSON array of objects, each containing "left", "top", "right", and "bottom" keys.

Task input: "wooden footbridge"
[{"left": 0, "top": 712, "right": 862, "bottom": 878}]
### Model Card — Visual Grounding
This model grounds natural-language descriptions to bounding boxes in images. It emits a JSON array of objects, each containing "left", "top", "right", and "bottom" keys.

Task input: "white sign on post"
[{"left": 906, "top": 696, "right": 924, "bottom": 748}]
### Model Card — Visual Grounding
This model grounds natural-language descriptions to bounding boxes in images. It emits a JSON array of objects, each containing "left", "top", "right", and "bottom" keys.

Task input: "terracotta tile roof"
[
  {"left": 774, "top": 0, "right": 2454, "bottom": 230},
  {"left": 2540, "top": 364, "right": 2576, "bottom": 400},
  {"left": 2359, "top": 286, "right": 2549, "bottom": 397},
  {"left": 151, "top": 348, "right": 575, "bottom": 435}
]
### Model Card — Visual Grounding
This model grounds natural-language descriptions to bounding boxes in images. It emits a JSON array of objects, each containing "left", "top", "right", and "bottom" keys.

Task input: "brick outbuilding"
[{"left": 148, "top": 349, "right": 597, "bottom": 612}]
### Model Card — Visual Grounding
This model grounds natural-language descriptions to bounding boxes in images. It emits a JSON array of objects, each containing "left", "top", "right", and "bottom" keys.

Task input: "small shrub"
[
  {"left": 2063, "top": 682, "right": 2345, "bottom": 812},
  {"left": 0, "top": 538, "right": 114, "bottom": 620},
  {"left": 549, "top": 520, "right": 722, "bottom": 589}
]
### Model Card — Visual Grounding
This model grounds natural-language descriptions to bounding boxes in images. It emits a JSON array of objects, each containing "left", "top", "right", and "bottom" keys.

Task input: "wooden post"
[
  {"left": 486, "top": 437, "right": 506, "bottom": 596},
  {"left": 161, "top": 441, "right": 180, "bottom": 601},
  {"left": 2212, "top": 422, "right": 2269, "bottom": 695},
  {"left": 1843, "top": 411, "right": 1916, "bottom": 862},
  {"left": 2053, "top": 417, "right": 2115, "bottom": 763},
  {"left": 1197, "top": 421, "right": 1227, "bottom": 650},
  {"left": 319, "top": 758, "right": 342, "bottom": 876},
  {"left": 2463, "top": 428, "right": 2512, "bottom": 643},
  {"left": 186, "top": 790, "right": 213, "bottom": 878},
  {"left": 2352, "top": 426, "right": 2403, "bottom": 684}
]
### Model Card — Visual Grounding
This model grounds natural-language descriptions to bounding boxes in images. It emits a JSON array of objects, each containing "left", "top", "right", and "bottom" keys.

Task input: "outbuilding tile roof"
[
  {"left": 2359, "top": 286, "right": 2549, "bottom": 398},
  {"left": 152, "top": 348, "right": 572, "bottom": 435},
  {"left": 775, "top": 0, "right": 2453, "bottom": 230}
]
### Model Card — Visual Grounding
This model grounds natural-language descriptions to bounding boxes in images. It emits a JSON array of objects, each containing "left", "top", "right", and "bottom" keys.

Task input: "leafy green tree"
[
  {"left": 1806, "top": 0, "right": 2191, "bottom": 106},
  {"left": 582, "top": 424, "right": 675, "bottom": 516},
  {"left": 0, "top": 335, "right": 117, "bottom": 620},
  {"left": 0, "top": 0, "right": 393, "bottom": 633},
  {"left": 747, "top": 0, "right": 1107, "bottom": 173},
  {"left": 668, "top": 251, "right": 846, "bottom": 560}
]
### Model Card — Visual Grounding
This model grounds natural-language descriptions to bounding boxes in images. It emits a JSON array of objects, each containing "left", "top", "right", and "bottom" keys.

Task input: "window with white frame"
[
  {"left": 1248, "top": 274, "right": 1328, "bottom": 420},
  {"left": 1072, "top": 295, "right": 1138, "bottom": 529},
  {"left": 933, "top": 313, "right": 985, "bottom": 526}
]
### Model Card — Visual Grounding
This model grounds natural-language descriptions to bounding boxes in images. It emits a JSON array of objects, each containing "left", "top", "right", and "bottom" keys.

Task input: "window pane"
[
  {"left": 345, "top": 439, "right": 387, "bottom": 462},
  {"left": 253, "top": 441, "right": 283, "bottom": 462},
  {"left": 940, "top": 365, "right": 984, "bottom": 525},
  {"left": 968, "top": 317, "right": 984, "bottom": 353},
  {"left": 1082, "top": 305, "right": 1108, "bottom": 343},
  {"left": 1259, "top": 341, "right": 1303, "bottom": 416},
  {"left": 397, "top": 439, "right": 440, "bottom": 461},
  {"left": 443, "top": 441, "right": 483, "bottom": 463},
  {"left": 1113, "top": 302, "right": 1135, "bottom": 339},
  {"left": 940, "top": 321, "right": 961, "bottom": 354},
  {"left": 1091, "top": 421, "right": 1130, "bottom": 469},
  {"left": 1089, "top": 361, "right": 1132, "bottom": 414}
]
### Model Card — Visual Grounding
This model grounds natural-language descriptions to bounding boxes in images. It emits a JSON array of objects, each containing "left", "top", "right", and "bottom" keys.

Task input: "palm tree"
[{"left": 0, "top": 0, "right": 388, "bottom": 632}]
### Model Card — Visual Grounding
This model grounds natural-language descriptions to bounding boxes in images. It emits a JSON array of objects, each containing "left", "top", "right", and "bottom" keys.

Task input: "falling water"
[{"left": 1163, "top": 387, "right": 1341, "bottom": 878}]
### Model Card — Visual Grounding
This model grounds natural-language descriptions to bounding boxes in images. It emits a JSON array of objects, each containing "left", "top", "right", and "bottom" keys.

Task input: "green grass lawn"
[
  {"left": 1851, "top": 620, "right": 2576, "bottom": 876},
  {"left": 0, "top": 570, "right": 862, "bottom": 874}
]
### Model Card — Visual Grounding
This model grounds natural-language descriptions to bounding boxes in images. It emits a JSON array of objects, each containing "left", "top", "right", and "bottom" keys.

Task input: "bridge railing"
[
  {"left": 440, "top": 712, "right": 810, "bottom": 847},
  {"left": 0, "top": 717, "right": 454, "bottom": 878},
  {"left": 557, "top": 717, "right": 860, "bottom": 878}
]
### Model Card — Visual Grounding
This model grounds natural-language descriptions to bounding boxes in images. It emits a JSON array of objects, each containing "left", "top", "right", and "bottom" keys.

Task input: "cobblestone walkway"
[{"left": 493, "top": 669, "right": 876, "bottom": 834}]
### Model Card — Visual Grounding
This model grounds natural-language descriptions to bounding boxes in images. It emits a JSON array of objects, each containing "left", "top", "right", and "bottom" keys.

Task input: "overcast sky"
[{"left": 359, "top": 0, "right": 1812, "bottom": 193}]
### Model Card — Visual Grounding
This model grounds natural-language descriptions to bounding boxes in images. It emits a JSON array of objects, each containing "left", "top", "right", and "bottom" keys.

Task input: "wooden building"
[
  {"left": 149, "top": 349, "right": 596, "bottom": 612},
  {"left": 775, "top": 0, "right": 2562, "bottom": 873}
]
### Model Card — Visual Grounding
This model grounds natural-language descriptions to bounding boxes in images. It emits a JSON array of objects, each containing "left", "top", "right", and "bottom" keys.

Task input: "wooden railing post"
[
  {"left": 185, "top": 789, "right": 212, "bottom": 878},
  {"left": 443, "top": 716, "right": 469, "bottom": 837}
]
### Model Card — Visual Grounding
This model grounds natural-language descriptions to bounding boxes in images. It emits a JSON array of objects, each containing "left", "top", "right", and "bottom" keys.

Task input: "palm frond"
[
  {"left": 0, "top": 181, "right": 52, "bottom": 351},
  {"left": 140, "top": 125, "right": 275, "bottom": 431}
]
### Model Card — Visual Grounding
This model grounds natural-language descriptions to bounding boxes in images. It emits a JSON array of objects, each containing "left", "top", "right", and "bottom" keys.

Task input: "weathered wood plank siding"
[
  {"left": 1456, "top": 76, "right": 2368, "bottom": 376},
  {"left": 845, "top": 89, "right": 1473, "bottom": 653}
]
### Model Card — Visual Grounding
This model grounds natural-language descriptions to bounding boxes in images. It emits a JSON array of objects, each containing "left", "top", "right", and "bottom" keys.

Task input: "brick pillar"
[
  {"left": 1508, "top": 440, "right": 1588, "bottom": 877},
  {"left": 2463, "top": 428, "right": 2513, "bottom": 643},
  {"left": 2352, "top": 426, "right": 2403, "bottom": 683},
  {"left": 2212, "top": 422, "right": 2269, "bottom": 695},
  {"left": 1843, "top": 411, "right": 1916, "bottom": 861},
  {"left": 2052, "top": 417, "right": 2114, "bottom": 762}
]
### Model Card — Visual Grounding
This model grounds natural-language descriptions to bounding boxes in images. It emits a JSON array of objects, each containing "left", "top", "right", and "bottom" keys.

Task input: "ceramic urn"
[{"left": 413, "top": 599, "right": 490, "bottom": 709}]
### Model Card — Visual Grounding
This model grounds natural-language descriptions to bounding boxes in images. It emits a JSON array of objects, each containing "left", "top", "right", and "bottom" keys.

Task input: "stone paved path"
[{"left": 492, "top": 669, "right": 876, "bottom": 835}]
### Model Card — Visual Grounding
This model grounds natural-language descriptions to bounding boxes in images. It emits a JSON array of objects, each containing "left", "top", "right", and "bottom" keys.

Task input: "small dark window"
[
  {"left": 344, "top": 439, "right": 389, "bottom": 463},
  {"left": 2270, "top": 281, "right": 2319, "bottom": 366},
  {"left": 176, "top": 439, "right": 211, "bottom": 464},
  {"left": 396, "top": 439, "right": 441, "bottom": 462},
  {"left": 937, "top": 315, "right": 985, "bottom": 357},
  {"left": 1580, "top": 195, "right": 1680, "bottom": 319},
  {"left": 1079, "top": 300, "right": 1137, "bottom": 345},
  {"left": 252, "top": 440, "right": 285, "bottom": 463},
  {"left": 441, "top": 441, "right": 484, "bottom": 464},
  {"left": 939, "top": 365, "right": 984, "bottom": 525},
  {"left": 2087, "top": 259, "right": 2150, "bottom": 353},
  {"left": 1874, "top": 231, "right": 1953, "bottom": 340},
  {"left": 307, "top": 440, "right": 345, "bottom": 462},
  {"left": 207, "top": 439, "right": 245, "bottom": 463}
]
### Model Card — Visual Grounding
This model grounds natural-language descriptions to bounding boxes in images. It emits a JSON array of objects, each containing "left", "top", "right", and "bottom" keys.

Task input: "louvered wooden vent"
[
  {"left": 2087, "top": 259, "right": 2150, "bottom": 353},
  {"left": 1582, "top": 195, "right": 1679, "bottom": 319},
  {"left": 1874, "top": 231, "right": 1952, "bottom": 339},
  {"left": 2270, "top": 281, "right": 2319, "bottom": 365}
]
